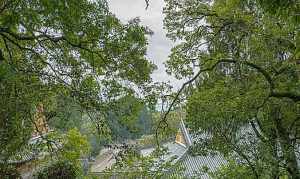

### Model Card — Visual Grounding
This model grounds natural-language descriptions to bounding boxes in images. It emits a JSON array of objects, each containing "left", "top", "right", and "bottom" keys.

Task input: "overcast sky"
[{"left": 108, "top": 0, "right": 182, "bottom": 89}]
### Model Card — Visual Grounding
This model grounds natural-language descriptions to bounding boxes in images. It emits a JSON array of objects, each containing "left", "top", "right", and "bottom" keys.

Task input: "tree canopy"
[
  {"left": 164, "top": 0, "right": 300, "bottom": 178},
  {"left": 1, "top": 0, "right": 300, "bottom": 178},
  {"left": 0, "top": 0, "right": 155, "bottom": 174}
]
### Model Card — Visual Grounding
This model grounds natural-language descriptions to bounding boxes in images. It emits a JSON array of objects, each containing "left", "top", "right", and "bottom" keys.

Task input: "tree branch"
[
  {"left": 0, "top": 49, "right": 4, "bottom": 62},
  {"left": 145, "top": 0, "right": 149, "bottom": 9},
  {"left": 218, "top": 128, "right": 259, "bottom": 179},
  {"left": 270, "top": 91, "right": 300, "bottom": 102},
  {"left": 155, "top": 59, "right": 228, "bottom": 146},
  {"left": 155, "top": 58, "right": 300, "bottom": 145},
  {"left": 250, "top": 121, "right": 267, "bottom": 142}
]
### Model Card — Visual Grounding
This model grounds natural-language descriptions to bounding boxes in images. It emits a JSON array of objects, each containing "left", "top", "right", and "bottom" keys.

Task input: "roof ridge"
[{"left": 179, "top": 119, "right": 193, "bottom": 147}]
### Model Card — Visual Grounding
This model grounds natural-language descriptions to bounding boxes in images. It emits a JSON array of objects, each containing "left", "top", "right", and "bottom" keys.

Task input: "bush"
[
  {"left": 0, "top": 165, "right": 21, "bottom": 179},
  {"left": 34, "top": 160, "right": 79, "bottom": 179}
]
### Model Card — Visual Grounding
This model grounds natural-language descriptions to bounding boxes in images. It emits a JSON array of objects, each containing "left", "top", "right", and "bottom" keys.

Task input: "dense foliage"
[
  {"left": 164, "top": 0, "right": 300, "bottom": 178},
  {"left": 2, "top": 0, "right": 299, "bottom": 178},
  {"left": 104, "top": 146, "right": 184, "bottom": 179},
  {"left": 0, "top": 0, "right": 155, "bottom": 176},
  {"left": 107, "top": 95, "right": 153, "bottom": 141},
  {"left": 34, "top": 160, "right": 79, "bottom": 179}
]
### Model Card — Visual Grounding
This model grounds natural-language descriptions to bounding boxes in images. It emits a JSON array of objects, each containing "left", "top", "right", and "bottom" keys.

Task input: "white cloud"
[{"left": 108, "top": 0, "right": 183, "bottom": 89}]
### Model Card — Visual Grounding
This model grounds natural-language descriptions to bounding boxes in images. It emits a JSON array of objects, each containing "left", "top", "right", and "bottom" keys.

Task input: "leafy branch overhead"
[
  {"left": 163, "top": 0, "right": 300, "bottom": 178},
  {"left": 0, "top": 0, "right": 156, "bottom": 171}
]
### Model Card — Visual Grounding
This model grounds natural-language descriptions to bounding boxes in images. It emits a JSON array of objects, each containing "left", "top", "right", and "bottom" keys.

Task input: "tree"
[
  {"left": 105, "top": 146, "right": 184, "bottom": 178},
  {"left": 211, "top": 160, "right": 256, "bottom": 179},
  {"left": 106, "top": 95, "right": 154, "bottom": 141},
  {"left": 137, "top": 106, "right": 153, "bottom": 135},
  {"left": 34, "top": 160, "right": 80, "bottom": 179},
  {"left": 60, "top": 128, "right": 90, "bottom": 163},
  {"left": 0, "top": 0, "right": 155, "bottom": 174},
  {"left": 47, "top": 95, "right": 83, "bottom": 132},
  {"left": 163, "top": 0, "right": 299, "bottom": 178}
]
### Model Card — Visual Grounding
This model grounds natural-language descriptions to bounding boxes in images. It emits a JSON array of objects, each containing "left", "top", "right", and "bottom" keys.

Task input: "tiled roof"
[
  {"left": 1, "top": 133, "right": 56, "bottom": 165},
  {"left": 139, "top": 120, "right": 227, "bottom": 178},
  {"left": 162, "top": 142, "right": 188, "bottom": 163},
  {"left": 91, "top": 120, "right": 228, "bottom": 177},
  {"left": 140, "top": 142, "right": 188, "bottom": 163},
  {"left": 179, "top": 152, "right": 227, "bottom": 178},
  {"left": 174, "top": 120, "right": 227, "bottom": 178},
  {"left": 90, "top": 149, "right": 118, "bottom": 173},
  {"left": 0, "top": 146, "right": 38, "bottom": 164}
]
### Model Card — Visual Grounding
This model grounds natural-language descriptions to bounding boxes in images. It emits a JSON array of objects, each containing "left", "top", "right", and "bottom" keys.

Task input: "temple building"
[{"left": 90, "top": 119, "right": 227, "bottom": 178}]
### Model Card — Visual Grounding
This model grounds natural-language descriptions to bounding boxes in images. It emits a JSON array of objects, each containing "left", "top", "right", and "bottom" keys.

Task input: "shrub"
[
  {"left": 34, "top": 160, "right": 79, "bottom": 179},
  {"left": 0, "top": 165, "right": 21, "bottom": 179}
]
